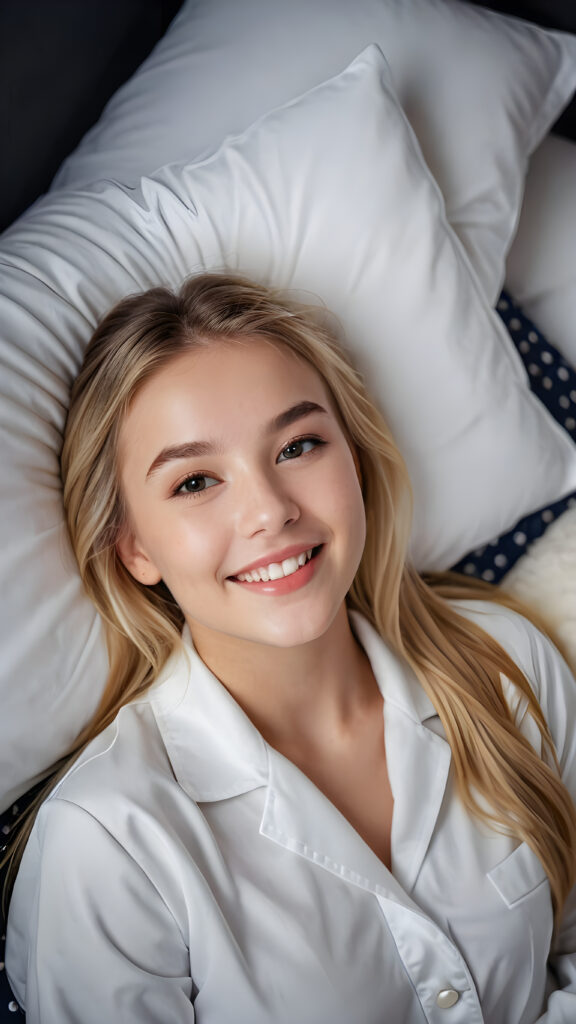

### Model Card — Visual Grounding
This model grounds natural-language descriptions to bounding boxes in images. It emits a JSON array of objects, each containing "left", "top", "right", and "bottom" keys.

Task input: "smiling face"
[{"left": 116, "top": 336, "right": 366, "bottom": 659}]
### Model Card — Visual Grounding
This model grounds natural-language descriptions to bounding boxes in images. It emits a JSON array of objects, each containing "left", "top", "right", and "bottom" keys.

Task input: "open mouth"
[{"left": 231, "top": 545, "right": 323, "bottom": 583}]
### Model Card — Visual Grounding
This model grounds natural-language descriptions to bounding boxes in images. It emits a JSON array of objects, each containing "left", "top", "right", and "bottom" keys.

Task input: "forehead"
[{"left": 119, "top": 336, "right": 334, "bottom": 452}]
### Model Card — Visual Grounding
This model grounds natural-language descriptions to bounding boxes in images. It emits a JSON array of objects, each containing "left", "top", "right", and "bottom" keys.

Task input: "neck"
[{"left": 188, "top": 604, "right": 379, "bottom": 754}]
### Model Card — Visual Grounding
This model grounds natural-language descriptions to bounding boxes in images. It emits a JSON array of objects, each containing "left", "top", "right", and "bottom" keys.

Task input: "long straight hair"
[{"left": 4, "top": 273, "right": 576, "bottom": 924}]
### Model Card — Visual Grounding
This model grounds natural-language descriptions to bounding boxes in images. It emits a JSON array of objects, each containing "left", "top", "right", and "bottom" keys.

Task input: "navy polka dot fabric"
[
  {"left": 1, "top": 801, "right": 26, "bottom": 1018},
  {"left": 451, "top": 291, "right": 576, "bottom": 583},
  {"left": 0, "top": 291, "right": 575, "bottom": 1021}
]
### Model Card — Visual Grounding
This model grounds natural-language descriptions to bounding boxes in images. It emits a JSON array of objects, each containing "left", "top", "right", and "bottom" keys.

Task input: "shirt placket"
[{"left": 260, "top": 715, "right": 486, "bottom": 1023}]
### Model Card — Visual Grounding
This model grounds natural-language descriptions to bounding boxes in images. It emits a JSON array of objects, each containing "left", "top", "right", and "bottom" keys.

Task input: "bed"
[{"left": 1, "top": 1, "right": 575, "bottom": 1017}]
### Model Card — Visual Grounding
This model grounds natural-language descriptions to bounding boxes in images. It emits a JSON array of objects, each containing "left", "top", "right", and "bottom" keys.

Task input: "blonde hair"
[{"left": 4, "top": 272, "right": 576, "bottom": 924}]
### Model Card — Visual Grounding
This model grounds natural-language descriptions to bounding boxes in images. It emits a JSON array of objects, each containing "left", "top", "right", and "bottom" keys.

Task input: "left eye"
[
  {"left": 175, "top": 474, "right": 219, "bottom": 496},
  {"left": 277, "top": 438, "right": 322, "bottom": 462}
]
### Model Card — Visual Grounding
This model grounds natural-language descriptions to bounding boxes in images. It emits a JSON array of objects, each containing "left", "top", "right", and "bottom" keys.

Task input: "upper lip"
[{"left": 228, "top": 542, "right": 322, "bottom": 578}]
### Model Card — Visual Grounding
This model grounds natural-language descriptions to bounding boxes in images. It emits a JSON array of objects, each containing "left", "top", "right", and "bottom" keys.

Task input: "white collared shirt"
[{"left": 6, "top": 601, "right": 576, "bottom": 1023}]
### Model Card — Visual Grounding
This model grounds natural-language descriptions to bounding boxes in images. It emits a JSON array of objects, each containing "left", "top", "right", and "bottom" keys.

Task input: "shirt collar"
[
  {"left": 148, "top": 634, "right": 269, "bottom": 803},
  {"left": 349, "top": 611, "right": 438, "bottom": 726},
  {"left": 147, "top": 612, "right": 438, "bottom": 803}
]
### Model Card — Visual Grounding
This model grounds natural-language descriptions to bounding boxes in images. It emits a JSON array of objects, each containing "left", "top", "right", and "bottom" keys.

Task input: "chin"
[{"left": 253, "top": 606, "right": 342, "bottom": 650}]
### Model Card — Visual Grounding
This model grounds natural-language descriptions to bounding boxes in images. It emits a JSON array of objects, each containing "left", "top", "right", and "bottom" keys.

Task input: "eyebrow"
[{"left": 145, "top": 400, "right": 328, "bottom": 479}]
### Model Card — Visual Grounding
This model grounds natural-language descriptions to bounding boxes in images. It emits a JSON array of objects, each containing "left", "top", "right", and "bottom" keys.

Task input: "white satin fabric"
[{"left": 7, "top": 601, "right": 576, "bottom": 1023}]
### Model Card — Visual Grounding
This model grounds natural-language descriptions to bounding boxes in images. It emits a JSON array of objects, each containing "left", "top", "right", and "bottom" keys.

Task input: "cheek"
[
  {"left": 324, "top": 460, "right": 367, "bottom": 551},
  {"left": 348, "top": 486, "right": 368, "bottom": 560},
  {"left": 133, "top": 504, "right": 225, "bottom": 588},
  {"left": 165, "top": 517, "right": 225, "bottom": 578}
]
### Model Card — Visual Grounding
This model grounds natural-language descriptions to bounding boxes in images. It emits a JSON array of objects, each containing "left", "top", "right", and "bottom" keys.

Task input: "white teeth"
[{"left": 236, "top": 547, "right": 316, "bottom": 583}]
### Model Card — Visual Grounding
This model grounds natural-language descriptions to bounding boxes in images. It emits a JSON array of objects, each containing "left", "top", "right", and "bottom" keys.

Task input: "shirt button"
[{"left": 436, "top": 989, "right": 460, "bottom": 1008}]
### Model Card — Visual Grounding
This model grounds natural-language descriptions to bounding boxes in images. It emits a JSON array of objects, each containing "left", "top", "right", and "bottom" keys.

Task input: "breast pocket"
[
  {"left": 487, "top": 841, "right": 549, "bottom": 908},
  {"left": 487, "top": 839, "right": 554, "bottom": 1008}
]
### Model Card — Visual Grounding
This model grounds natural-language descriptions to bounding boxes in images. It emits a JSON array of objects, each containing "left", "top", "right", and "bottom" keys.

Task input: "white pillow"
[
  {"left": 51, "top": 0, "right": 576, "bottom": 305},
  {"left": 2, "top": 46, "right": 576, "bottom": 809},
  {"left": 506, "top": 133, "right": 576, "bottom": 370}
]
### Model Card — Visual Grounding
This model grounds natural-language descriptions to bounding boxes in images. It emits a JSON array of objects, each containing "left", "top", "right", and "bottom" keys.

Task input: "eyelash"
[{"left": 171, "top": 434, "right": 327, "bottom": 499}]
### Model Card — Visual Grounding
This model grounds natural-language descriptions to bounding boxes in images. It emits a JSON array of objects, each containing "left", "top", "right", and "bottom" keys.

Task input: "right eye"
[{"left": 174, "top": 473, "right": 220, "bottom": 498}]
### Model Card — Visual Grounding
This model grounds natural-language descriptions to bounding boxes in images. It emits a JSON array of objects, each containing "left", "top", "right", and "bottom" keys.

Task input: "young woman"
[{"left": 5, "top": 273, "right": 576, "bottom": 1023}]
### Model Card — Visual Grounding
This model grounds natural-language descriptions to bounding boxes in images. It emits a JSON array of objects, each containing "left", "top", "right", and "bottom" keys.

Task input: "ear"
[{"left": 115, "top": 524, "right": 162, "bottom": 586}]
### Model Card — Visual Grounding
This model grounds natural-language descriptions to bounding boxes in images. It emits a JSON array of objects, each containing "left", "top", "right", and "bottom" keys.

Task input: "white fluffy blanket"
[{"left": 501, "top": 505, "right": 576, "bottom": 677}]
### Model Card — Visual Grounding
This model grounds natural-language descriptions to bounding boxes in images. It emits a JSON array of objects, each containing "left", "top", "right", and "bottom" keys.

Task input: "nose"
[{"left": 234, "top": 468, "right": 300, "bottom": 538}]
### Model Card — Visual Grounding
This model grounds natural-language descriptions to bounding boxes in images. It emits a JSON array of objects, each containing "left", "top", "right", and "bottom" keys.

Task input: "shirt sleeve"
[
  {"left": 524, "top": 623, "right": 576, "bottom": 1023},
  {"left": 7, "top": 797, "right": 196, "bottom": 1024}
]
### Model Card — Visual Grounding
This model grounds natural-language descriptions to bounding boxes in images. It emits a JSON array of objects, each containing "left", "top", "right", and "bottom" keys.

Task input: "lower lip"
[{"left": 230, "top": 547, "right": 322, "bottom": 596}]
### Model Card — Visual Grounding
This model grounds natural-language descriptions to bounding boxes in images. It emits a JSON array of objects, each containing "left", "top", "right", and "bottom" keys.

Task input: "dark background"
[
  {"left": 0, "top": 0, "right": 184, "bottom": 232},
  {"left": 0, "top": 0, "right": 575, "bottom": 234}
]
